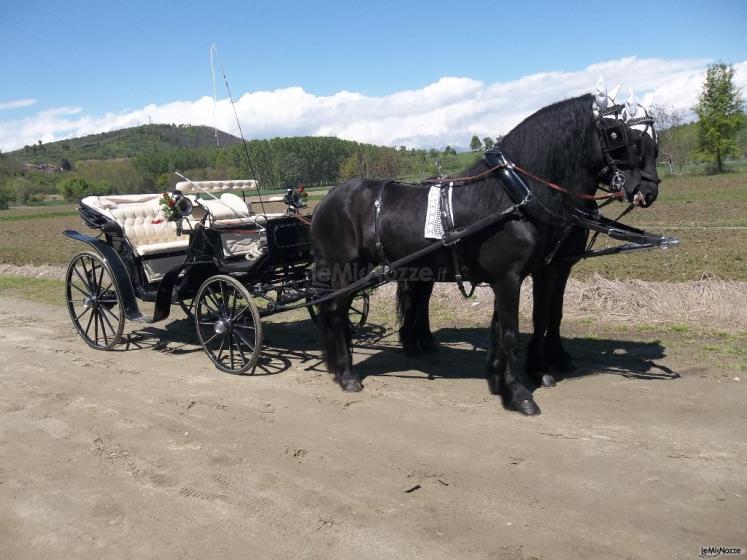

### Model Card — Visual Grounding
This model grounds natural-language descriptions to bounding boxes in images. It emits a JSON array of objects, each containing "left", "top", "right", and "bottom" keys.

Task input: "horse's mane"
[{"left": 460, "top": 94, "right": 599, "bottom": 220}]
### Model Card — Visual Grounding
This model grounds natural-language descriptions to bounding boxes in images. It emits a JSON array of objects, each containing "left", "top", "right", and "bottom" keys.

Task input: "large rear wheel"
[
  {"left": 65, "top": 251, "right": 124, "bottom": 350},
  {"left": 194, "top": 275, "right": 262, "bottom": 374}
]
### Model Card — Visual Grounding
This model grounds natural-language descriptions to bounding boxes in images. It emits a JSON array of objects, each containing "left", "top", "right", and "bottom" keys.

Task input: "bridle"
[{"left": 594, "top": 102, "right": 660, "bottom": 193}]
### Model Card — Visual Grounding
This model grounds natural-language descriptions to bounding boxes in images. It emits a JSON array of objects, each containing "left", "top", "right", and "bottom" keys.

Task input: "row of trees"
[{"left": 0, "top": 137, "right": 471, "bottom": 205}]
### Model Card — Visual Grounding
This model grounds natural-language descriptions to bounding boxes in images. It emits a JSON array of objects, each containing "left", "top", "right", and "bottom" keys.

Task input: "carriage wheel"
[
  {"left": 194, "top": 275, "right": 262, "bottom": 374},
  {"left": 307, "top": 290, "right": 370, "bottom": 333},
  {"left": 65, "top": 251, "right": 124, "bottom": 350}
]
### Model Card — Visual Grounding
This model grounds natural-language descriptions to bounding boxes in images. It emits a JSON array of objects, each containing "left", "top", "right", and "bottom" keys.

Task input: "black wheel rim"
[
  {"left": 66, "top": 253, "right": 123, "bottom": 350},
  {"left": 195, "top": 277, "right": 261, "bottom": 374},
  {"left": 348, "top": 292, "right": 369, "bottom": 330}
]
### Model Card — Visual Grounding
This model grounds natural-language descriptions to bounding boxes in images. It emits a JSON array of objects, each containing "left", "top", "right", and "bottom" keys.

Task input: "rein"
[{"left": 511, "top": 164, "right": 625, "bottom": 201}]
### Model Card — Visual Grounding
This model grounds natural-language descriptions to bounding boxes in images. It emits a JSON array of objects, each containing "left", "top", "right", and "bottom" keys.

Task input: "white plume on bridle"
[{"left": 592, "top": 76, "right": 656, "bottom": 140}]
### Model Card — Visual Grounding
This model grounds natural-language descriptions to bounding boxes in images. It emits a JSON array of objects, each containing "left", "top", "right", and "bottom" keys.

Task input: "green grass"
[
  {"left": 0, "top": 210, "right": 78, "bottom": 222},
  {"left": 0, "top": 275, "right": 64, "bottom": 306},
  {"left": 573, "top": 172, "right": 747, "bottom": 281}
]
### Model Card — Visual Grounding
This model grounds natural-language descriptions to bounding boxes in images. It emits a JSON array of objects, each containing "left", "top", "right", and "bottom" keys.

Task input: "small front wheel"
[
  {"left": 65, "top": 251, "right": 124, "bottom": 350},
  {"left": 194, "top": 275, "right": 262, "bottom": 374}
]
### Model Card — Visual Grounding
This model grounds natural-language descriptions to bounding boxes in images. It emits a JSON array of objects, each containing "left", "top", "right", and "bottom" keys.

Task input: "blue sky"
[{"left": 1, "top": 0, "right": 746, "bottom": 150}]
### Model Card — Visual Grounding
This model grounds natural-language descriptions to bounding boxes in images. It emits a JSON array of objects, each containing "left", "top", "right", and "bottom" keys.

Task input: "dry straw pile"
[{"left": 373, "top": 275, "right": 747, "bottom": 331}]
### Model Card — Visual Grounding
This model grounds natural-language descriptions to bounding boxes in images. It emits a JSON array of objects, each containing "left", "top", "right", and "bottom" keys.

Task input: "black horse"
[{"left": 311, "top": 93, "right": 659, "bottom": 415}]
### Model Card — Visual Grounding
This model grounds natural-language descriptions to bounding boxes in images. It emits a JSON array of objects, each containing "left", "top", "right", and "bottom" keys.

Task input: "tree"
[
  {"left": 58, "top": 177, "right": 95, "bottom": 200},
  {"left": 0, "top": 184, "right": 11, "bottom": 209},
  {"left": 694, "top": 62, "right": 745, "bottom": 173},
  {"left": 483, "top": 137, "right": 494, "bottom": 150},
  {"left": 651, "top": 104, "right": 687, "bottom": 173},
  {"left": 469, "top": 135, "right": 483, "bottom": 152}
]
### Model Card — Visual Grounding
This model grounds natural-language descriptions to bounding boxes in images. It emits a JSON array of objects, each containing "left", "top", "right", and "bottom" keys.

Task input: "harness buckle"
[{"left": 610, "top": 171, "right": 626, "bottom": 191}]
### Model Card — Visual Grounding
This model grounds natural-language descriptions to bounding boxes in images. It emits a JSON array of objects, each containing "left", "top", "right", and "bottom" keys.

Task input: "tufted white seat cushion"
[{"left": 106, "top": 198, "right": 189, "bottom": 256}]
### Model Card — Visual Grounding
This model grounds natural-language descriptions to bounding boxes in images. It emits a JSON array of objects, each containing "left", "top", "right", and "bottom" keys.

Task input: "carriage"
[
  {"left": 63, "top": 180, "right": 368, "bottom": 374},
  {"left": 64, "top": 86, "right": 681, "bottom": 415}
]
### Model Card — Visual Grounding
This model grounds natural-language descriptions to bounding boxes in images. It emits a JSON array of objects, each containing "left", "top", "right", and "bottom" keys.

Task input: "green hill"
[{"left": 9, "top": 124, "right": 242, "bottom": 164}]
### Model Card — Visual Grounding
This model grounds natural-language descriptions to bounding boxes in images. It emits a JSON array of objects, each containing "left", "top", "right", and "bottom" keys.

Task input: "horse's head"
[{"left": 594, "top": 82, "right": 660, "bottom": 207}]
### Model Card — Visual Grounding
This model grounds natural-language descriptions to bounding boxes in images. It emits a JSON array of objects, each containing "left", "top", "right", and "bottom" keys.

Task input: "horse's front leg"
[
  {"left": 397, "top": 280, "right": 437, "bottom": 355},
  {"left": 319, "top": 292, "right": 361, "bottom": 392},
  {"left": 490, "top": 277, "right": 540, "bottom": 416}
]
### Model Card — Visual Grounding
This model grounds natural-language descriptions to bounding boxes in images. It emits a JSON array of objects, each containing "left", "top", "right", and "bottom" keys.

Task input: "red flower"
[
  {"left": 168, "top": 199, "right": 175, "bottom": 207},
  {"left": 152, "top": 219, "right": 163, "bottom": 224}
]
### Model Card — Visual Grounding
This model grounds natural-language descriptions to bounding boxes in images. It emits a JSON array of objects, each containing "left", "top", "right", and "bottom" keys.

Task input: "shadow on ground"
[
  {"left": 118, "top": 314, "right": 679, "bottom": 385},
  {"left": 355, "top": 326, "right": 679, "bottom": 385}
]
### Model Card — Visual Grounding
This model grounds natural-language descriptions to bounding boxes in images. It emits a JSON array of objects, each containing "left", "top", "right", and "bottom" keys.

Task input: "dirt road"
[{"left": 1, "top": 295, "right": 744, "bottom": 559}]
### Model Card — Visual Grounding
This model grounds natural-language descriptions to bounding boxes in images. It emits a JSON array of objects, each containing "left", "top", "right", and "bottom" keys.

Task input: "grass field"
[{"left": 0, "top": 171, "right": 745, "bottom": 280}]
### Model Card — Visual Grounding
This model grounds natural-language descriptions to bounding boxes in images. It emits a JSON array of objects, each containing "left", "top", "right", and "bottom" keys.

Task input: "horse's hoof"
[
  {"left": 541, "top": 374, "right": 556, "bottom": 387},
  {"left": 511, "top": 398, "right": 541, "bottom": 416},
  {"left": 341, "top": 378, "right": 363, "bottom": 392}
]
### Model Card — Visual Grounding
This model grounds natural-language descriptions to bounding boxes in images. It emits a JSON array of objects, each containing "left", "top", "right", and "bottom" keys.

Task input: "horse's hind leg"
[
  {"left": 526, "top": 267, "right": 559, "bottom": 387},
  {"left": 318, "top": 291, "right": 362, "bottom": 392},
  {"left": 543, "top": 264, "right": 577, "bottom": 373},
  {"left": 397, "top": 280, "right": 438, "bottom": 355},
  {"left": 487, "top": 276, "right": 540, "bottom": 416}
]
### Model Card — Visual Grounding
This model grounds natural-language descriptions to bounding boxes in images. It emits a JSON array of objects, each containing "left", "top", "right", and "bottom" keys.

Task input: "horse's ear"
[
  {"left": 594, "top": 75, "right": 608, "bottom": 110},
  {"left": 625, "top": 88, "right": 638, "bottom": 118},
  {"left": 609, "top": 83, "right": 622, "bottom": 102}
]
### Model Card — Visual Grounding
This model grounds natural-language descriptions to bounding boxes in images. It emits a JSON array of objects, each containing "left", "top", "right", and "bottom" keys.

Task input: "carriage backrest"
[
  {"left": 174, "top": 179, "right": 258, "bottom": 194},
  {"left": 80, "top": 194, "right": 192, "bottom": 255}
]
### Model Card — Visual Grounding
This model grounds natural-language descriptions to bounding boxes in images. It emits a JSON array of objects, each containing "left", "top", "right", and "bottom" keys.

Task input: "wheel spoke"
[
  {"left": 96, "top": 265, "right": 105, "bottom": 296},
  {"left": 74, "top": 306, "right": 91, "bottom": 323},
  {"left": 234, "top": 329, "right": 255, "bottom": 353},
  {"left": 231, "top": 287, "right": 238, "bottom": 317},
  {"left": 216, "top": 335, "right": 227, "bottom": 363},
  {"left": 202, "top": 332, "right": 220, "bottom": 347},
  {"left": 73, "top": 265, "right": 93, "bottom": 294},
  {"left": 206, "top": 287, "right": 225, "bottom": 315},
  {"left": 220, "top": 282, "right": 228, "bottom": 313},
  {"left": 81, "top": 258, "right": 96, "bottom": 293},
  {"left": 98, "top": 311, "right": 109, "bottom": 345},
  {"left": 199, "top": 297, "right": 220, "bottom": 318},
  {"left": 69, "top": 280, "right": 90, "bottom": 298},
  {"left": 99, "top": 306, "right": 115, "bottom": 335},
  {"left": 233, "top": 334, "right": 248, "bottom": 365},
  {"left": 84, "top": 307, "right": 95, "bottom": 337},
  {"left": 229, "top": 334, "right": 235, "bottom": 370},
  {"left": 101, "top": 304, "right": 119, "bottom": 323},
  {"left": 94, "top": 307, "right": 100, "bottom": 343}
]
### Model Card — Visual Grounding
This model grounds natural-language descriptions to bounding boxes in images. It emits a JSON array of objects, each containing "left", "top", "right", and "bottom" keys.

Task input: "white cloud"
[
  {"left": 2, "top": 57, "right": 746, "bottom": 152},
  {"left": 0, "top": 98, "right": 37, "bottom": 110}
]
